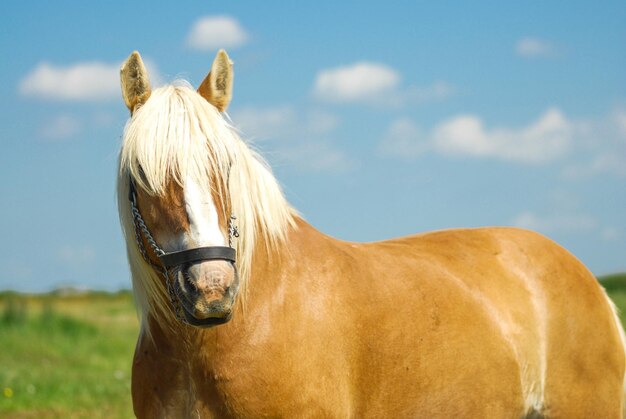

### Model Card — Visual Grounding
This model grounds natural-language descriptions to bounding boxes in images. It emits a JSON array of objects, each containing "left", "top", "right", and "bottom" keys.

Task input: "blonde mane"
[{"left": 117, "top": 81, "right": 296, "bottom": 328}]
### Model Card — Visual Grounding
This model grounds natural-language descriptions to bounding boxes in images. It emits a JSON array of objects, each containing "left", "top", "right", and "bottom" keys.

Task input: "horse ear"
[
  {"left": 198, "top": 49, "right": 233, "bottom": 112},
  {"left": 120, "top": 51, "right": 152, "bottom": 114}
]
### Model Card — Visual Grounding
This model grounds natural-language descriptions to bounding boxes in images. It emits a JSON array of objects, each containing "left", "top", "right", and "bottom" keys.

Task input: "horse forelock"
[{"left": 117, "top": 81, "right": 296, "bottom": 333}]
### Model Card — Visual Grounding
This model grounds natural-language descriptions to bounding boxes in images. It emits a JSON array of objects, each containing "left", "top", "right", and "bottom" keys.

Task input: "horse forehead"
[
  {"left": 139, "top": 180, "right": 190, "bottom": 232},
  {"left": 136, "top": 176, "right": 226, "bottom": 247}
]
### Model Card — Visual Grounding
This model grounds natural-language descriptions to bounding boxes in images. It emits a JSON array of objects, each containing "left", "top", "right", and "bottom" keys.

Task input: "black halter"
[
  {"left": 159, "top": 246, "right": 235, "bottom": 269},
  {"left": 127, "top": 175, "right": 238, "bottom": 325}
]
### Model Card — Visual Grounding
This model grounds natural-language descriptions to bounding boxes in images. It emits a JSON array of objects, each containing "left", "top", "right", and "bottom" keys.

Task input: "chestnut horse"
[{"left": 117, "top": 50, "right": 625, "bottom": 418}]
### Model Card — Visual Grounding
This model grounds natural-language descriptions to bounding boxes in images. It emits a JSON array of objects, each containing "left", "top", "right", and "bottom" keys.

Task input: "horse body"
[
  {"left": 132, "top": 218, "right": 624, "bottom": 418},
  {"left": 117, "top": 51, "right": 625, "bottom": 417}
]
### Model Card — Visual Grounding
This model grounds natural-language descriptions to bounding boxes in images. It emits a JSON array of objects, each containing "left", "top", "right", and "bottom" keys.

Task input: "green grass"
[
  {"left": 0, "top": 291, "right": 138, "bottom": 418},
  {"left": 1, "top": 275, "right": 626, "bottom": 417},
  {"left": 600, "top": 273, "right": 626, "bottom": 325}
]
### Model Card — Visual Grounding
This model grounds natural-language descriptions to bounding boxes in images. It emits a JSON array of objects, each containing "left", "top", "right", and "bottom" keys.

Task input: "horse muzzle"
[{"left": 175, "top": 260, "right": 239, "bottom": 327}]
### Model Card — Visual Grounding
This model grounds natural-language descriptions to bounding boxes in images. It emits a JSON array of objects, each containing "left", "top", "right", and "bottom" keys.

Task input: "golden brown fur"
[
  {"left": 119, "top": 50, "right": 625, "bottom": 418},
  {"left": 132, "top": 219, "right": 624, "bottom": 418}
]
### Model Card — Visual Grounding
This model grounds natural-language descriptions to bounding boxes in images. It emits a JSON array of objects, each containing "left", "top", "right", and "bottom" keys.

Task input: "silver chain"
[
  {"left": 131, "top": 205, "right": 165, "bottom": 258},
  {"left": 131, "top": 198, "right": 186, "bottom": 321},
  {"left": 166, "top": 270, "right": 186, "bottom": 322},
  {"left": 228, "top": 215, "right": 240, "bottom": 248}
]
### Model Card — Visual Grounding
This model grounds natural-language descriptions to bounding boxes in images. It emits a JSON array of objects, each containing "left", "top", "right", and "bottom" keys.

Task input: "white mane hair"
[{"left": 117, "top": 81, "right": 296, "bottom": 328}]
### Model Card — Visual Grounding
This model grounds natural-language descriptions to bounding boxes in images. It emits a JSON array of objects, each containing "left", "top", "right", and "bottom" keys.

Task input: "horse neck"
[{"left": 245, "top": 216, "right": 325, "bottom": 294}]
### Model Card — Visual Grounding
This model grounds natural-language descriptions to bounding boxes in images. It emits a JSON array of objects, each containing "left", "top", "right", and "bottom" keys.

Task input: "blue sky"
[{"left": 0, "top": 1, "right": 624, "bottom": 291}]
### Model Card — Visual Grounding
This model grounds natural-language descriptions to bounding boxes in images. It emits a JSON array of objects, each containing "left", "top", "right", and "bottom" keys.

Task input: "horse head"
[{"left": 119, "top": 50, "right": 240, "bottom": 327}]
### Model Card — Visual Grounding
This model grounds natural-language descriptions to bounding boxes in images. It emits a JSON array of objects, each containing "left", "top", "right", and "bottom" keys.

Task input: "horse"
[{"left": 117, "top": 50, "right": 625, "bottom": 418}]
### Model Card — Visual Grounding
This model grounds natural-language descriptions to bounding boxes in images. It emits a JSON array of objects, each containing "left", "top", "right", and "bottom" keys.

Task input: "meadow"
[
  {"left": 0, "top": 291, "right": 138, "bottom": 418},
  {"left": 1, "top": 274, "right": 626, "bottom": 418}
]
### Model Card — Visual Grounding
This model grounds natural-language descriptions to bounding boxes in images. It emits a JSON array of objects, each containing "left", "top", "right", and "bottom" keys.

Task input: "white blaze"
[{"left": 184, "top": 175, "right": 226, "bottom": 247}]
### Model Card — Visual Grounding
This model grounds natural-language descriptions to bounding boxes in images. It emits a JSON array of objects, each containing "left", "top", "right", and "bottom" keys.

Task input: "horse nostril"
[{"left": 181, "top": 269, "right": 197, "bottom": 292}]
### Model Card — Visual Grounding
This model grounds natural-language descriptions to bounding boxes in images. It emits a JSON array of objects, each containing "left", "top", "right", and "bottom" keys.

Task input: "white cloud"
[
  {"left": 382, "top": 107, "right": 626, "bottom": 175},
  {"left": 186, "top": 15, "right": 248, "bottom": 50},
  {"left": 313, "top": 62, "right": 454, "bottom": 106},
  {"left": 512, "top": 211, "right": 598, "bottom": 234},
  {"left": 516, "top": 37, "right": 556, "bottom": 58},
  {"left": 313, "top": 62, "right": 400, "bottom": 103},
  {"left": 380, "top": 108, "right": 572, "bottom": 163},
  {"left": 19, "top": 59, "right": 161, "bottom": 102},
  {"left": 433, "top": 108, "right": 571, "bottom": 163},
  {"left": 20, "top": 61, "right": 120, "bottom": 101},
  {"left": 39, "top": 115, "right": 82, "bottom": 141}
]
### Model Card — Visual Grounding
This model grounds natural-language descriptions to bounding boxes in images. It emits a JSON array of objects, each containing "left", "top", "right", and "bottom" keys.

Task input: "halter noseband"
[{"left": 127, "top": 175, "right": 239, "bottom": 326}]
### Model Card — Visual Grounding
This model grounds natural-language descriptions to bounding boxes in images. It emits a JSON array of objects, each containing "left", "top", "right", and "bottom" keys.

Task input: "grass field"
[
  {"left": 0, "top": 291, "right": 138, "bottom": 418},
  {"left": 1, "top": 274, "right": 626, "bottom": 418}
]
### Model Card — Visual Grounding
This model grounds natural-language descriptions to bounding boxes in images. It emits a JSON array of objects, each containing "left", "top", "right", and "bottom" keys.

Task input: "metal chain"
[
  {"left": 165, "top": 270, "right": 186, "bottom": 323},
  {"left": 228, "top": 215, "right": 239, "bottom": 248},
  {"left": 130, "top": 205, "right": 165, "bottom": 257},
  {"left": 128, "top": 188, "right": 185, "bottom": 320}
]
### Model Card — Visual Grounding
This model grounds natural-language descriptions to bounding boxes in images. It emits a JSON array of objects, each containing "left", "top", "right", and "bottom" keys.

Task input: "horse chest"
[
  {"left": 133, "top": 346, "right": 337, "bottom": 417},
  {"left": 202, "top": 352, "right": 343, "bottom": 417}
]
